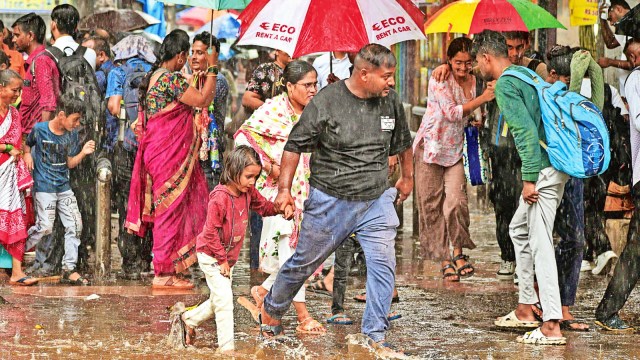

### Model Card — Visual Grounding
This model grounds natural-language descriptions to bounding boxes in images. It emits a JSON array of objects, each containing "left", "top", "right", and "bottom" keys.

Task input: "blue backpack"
[{"left": 502, "top": 67, "right": 610, "bottom": 178}]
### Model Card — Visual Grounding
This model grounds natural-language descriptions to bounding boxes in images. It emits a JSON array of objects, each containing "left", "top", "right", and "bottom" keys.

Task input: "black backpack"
[
  {"left": 120, "top": 60, "right": 148, "bottom": 151},
  {"left": 32, "top": 45, "right": 105, "bottom": 144}
]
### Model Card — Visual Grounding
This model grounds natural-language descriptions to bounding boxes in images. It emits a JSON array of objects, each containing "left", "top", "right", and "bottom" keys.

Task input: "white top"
[
  {"left": 579, "top": 78, "right": 628, "bottom": 116},
  {"left": 53, "top": 35, "right": 97, "bottom": 70},
  {"left": 624, "top": 69, "right": 640, "bottom": 185},
  {"left": 615, "top": 34, "right": 630, "bottom": 98},
  {"left": 312, "top": 52, "right": 352, "bottom": 89}
]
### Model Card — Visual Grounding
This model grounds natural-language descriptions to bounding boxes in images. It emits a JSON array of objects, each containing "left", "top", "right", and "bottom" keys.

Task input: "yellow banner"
[{"left": 569, "top": 0, "right": 599, "bottom": 26}]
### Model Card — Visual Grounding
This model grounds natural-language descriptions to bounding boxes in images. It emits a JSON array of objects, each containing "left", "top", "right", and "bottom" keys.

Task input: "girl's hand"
[
  {"left": 9, "top": 148, "right": 21, "bottom": 161},
  {"left": 219, "top": 261, "right": 231, "bottom": 278},
  {"left": 283, "top": 204, "right": 295, "bottom": 220}
]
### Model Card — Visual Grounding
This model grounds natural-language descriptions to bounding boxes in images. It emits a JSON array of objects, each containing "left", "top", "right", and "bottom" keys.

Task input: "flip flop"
[
  {"left": 387, "top": 312, "right": 402, "bottom": 321},
  {"left": 296, "top": 317, "right": 326, "bottom": 335},
  {"left": 494, "top": 310, "right": 541, "bottom": 328},
  {"left": 516, "top": 327, "right": 566, "bottom": 345},
  {"left": 326, "top": 313, "right": 353, "bottom": 325},
  {"left": 9, "top": 276, "right": 38, "bottom": 286},
  {"left": 559, "top": 319, "right": 590, "bottom": 332}
]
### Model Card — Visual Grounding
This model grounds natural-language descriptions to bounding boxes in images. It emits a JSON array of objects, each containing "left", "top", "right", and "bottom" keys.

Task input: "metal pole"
[{"left": 94, "top": 158, "right": 112, "bottom": 280}]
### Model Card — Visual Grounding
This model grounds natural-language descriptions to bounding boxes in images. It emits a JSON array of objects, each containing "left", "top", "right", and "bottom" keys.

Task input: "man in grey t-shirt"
[{"left": 257, "top": 44, "right": 413, "bottom": 353}]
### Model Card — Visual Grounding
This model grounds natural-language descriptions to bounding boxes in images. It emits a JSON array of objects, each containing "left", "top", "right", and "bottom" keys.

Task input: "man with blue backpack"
[
  {"left": 473, "top": 30, "right": 569, "bottom": 345},
  {"left": 106, "top": 35, "right": 155, "bottom": 280}
]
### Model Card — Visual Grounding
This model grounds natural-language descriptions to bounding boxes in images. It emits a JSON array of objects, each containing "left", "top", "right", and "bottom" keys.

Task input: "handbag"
[{"left": 462, "top": 125, "right": 489, "bottom": 186}]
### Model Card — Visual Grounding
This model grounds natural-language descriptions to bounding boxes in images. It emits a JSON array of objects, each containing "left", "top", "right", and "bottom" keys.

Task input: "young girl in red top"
[{"left": 179, "top": 145, "right": 289, "bottom": 353}]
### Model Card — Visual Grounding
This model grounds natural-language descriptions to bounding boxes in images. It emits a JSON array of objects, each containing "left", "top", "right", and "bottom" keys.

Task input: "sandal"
[
  {"left": 559, "top": 319, "right": 590, "bottom": 332},
  {"left": 453, "top": 254, "right": 474, "bottom": 277},
  {"left": 61, "top": 271, "right": 90, "bottom": 286},
  {"left": 9, "top": 276, "right": 39, "bottom": 286},
  {"left": 308, "top": 279, "right": 332, "bottom": 295},
  {"left": 516, "top": 327, "right": 566, "bottom": 345},
  {"left": 326, "top": 313, "right": 353, "bottom": 325},
  {"left": 152, "top": 276, "right": 194, "bottom": 290},
  {"left": 296, "top": 317, "right": 326, "bottom": 335},
  {"left": 441, "top": 264, "right": 460, "bottom": 282},
  {"left": 531, "top": 302, "right": 544, "bottom": 323},
  {"left": 494, "top": 310, "right": 541, "bottom": 328},
  {"left": 258, "top": 312, "right": 284, "bottom": 338}
]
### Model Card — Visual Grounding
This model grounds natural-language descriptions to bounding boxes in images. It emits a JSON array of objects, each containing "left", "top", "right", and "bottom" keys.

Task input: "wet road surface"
[{"left": 1, "top": 193, "right": 639, "bottom": 359}]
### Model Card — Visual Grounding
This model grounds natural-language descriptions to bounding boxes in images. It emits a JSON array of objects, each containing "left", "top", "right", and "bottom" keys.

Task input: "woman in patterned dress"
[
  {"left": 234, "top": 60, "right": 325, "bottom": 334},
  {"left": 413, "top": 37, "right": 495, "bottom": 281}
]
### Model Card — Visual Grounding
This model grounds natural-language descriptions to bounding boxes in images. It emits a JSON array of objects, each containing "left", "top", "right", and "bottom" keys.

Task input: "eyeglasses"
[{"left": 295, "top": 81, "right": 318, "bottom": 90}]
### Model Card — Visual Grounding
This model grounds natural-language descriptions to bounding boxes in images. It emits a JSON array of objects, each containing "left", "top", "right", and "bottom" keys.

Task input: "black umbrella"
[
  {"left": 79, "top": 9, "right": 160, "bottom": 32},
  {"left": 614, "top": 4, "right": 640, "bottom": 38}
]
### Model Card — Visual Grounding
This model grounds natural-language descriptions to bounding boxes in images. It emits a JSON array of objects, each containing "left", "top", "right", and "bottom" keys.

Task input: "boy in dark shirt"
[{"left": 24, "top": 93, "right": 95, "bottom": 285}]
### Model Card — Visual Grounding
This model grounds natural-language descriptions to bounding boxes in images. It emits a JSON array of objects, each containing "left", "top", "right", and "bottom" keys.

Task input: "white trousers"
[{"left": 182, "top": 253, "right": 234, "bottom": 351}]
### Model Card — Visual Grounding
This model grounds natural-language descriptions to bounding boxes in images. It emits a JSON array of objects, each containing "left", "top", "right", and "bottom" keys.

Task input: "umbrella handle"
[{"left": 329, "top": 52, "right": 333, "bottom": 75}]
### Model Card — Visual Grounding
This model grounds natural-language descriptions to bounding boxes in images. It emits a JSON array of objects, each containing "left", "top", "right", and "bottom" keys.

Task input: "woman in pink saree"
[
  {"left": 0, "top": 70, "right": 37, "bottom": 286},
  {"left": 125, "top": 30, "right": 218, "bottom": 289}
]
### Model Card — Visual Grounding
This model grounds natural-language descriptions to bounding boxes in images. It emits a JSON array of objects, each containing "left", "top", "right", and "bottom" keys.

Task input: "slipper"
[
  {"left": 494, "top": 311, "right": 541, "bottom": 328},
  {"left": 387, "top": 312, "right": 402, "bottom": 321},
  {"left": 560, "top": 319, "right": 590, "bottom": 332},
  {"left": 9, "top": 276, "right": 38, "bottom": 286},
  {"left": 296, "top": 317, "right": 326, "bottom": 335},
  {"left": 516, "top": 327, "right": 566, "bottom": 345},
  {"left": 308, "top": 279, "right": 332, "bottom": 296},
  {"left": 326, "top": 313, "right": 354, "bottom": 325},
  {"left": 354, "top": 292, "right": 400, "bottom": 303}
]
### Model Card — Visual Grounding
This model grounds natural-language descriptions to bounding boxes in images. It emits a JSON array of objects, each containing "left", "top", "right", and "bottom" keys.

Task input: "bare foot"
[
  {"left": 251, "top": 286, "right": 267, "bottom": 308},
  {"left": 182, "top": 314, "right": 196, "bottom": 345}
]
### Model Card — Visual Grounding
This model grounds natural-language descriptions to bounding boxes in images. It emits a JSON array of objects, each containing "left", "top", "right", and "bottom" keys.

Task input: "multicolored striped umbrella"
[{"left": 425, "top": 0, "right": 566, "bottom": 35}]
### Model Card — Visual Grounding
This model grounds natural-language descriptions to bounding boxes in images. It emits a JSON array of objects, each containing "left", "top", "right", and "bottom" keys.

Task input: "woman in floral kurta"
[
  {"left": 413, "top": 37, "right": 495, "bottom": 281},
  {"left": 234, "top": 60, "right": 325, "bottom": 334}
]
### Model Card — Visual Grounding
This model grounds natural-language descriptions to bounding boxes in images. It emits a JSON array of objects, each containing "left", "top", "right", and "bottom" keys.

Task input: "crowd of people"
[{"left": 2, "top": 0, "right": 640, "bottom": 356}]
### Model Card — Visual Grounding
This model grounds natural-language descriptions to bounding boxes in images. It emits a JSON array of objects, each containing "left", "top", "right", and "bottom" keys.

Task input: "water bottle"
[
  {"left": 208, "top": 105, "right": 221, "bottom": 170},
  {"left": 118, "top": 100, "right": 126, "bottom": 142}
]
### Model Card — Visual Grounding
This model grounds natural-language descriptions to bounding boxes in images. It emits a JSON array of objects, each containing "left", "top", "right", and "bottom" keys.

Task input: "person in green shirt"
[{"left": 472, "top": 30, "right": 569, "bottom": 346}]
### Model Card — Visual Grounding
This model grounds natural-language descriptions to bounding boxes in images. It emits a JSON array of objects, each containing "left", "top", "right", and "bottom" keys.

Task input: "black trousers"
[
  {"left": 595, "top": 182, "right": 640, "bottom": 321},
  {"left": 488, "top": 146, "right": 521, "bottom": 262},
  {"left": 583, "top": 175, "right": 613, "bottom": 262},
  {"left": 114, "top": 143, "right": 152, "bottom": 274},
  {"left": 332, "top": 235, "right": 360, "bottom": 315}
]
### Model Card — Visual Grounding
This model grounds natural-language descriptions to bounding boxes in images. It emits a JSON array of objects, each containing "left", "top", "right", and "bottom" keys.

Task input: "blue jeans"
[
  {"left": 554, "top": 177, "right": 585, "bottom": 307},
  {"left": 263, "top": 187, "right": 399, "bottom": 342}
]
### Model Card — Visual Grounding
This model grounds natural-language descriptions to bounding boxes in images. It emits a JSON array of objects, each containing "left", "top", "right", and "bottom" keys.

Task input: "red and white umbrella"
[{"left": 237, "top": 0, "right": 426, "bottom": 57}]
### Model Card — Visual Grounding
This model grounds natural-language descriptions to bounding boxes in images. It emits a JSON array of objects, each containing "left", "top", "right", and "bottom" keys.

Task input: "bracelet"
[
  {"left": 4, "top": 144, "right": 13, "bottom": 153},
  {"left": 206, "top": 66, "right": 219, "bottom": 75}
]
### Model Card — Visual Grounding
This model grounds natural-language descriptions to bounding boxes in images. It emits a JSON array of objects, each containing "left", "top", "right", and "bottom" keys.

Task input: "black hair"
[
  {"left": 471, "top": 30, "right": 508, "bottom": 58},
  {"left": 139, "top": 29, "right": 191, "bottom": 112},
  {"left": 56, "top": 91, "right": 86, "bottom": 116},
  {"left": 74, "top": 30, "right": 90, "bottom": 43},
  {"left": 503, "top": 31, "right": 530, "bottom": 42},
  {"left": 610, "top": 0, "right": 631, "bottom": 11},
  {"left": 86, "top": 36, "right": 110, "bottom": 58},
  {"left": 546, "top": 45, "right": 577, "bottom": 77},
  {"left": 282, "top": 60, "right": 316, "bottom": 91},
  {"left": 193, "top": 31, "right": 221, "bottom": 54},
  {"left": 220, "top": 145, "right": 262, "bottom": 185},
  {"left": 354, "top": 43, "right": 397, "bottom": 69},
  {"left": 12, "top": 13, "right": 46, "bottom": 44},
  {"left": 447, "top": 37, "right": 473, "bottom": 59},
  {"left": 51, "top": 4, "right": 80, "bottom": 36},
  {"left": 0, "top": 50, "right": 10, "bottom": 70},
  {"left": 0, "top": 20, "right": 4, "bottom": 32}
]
